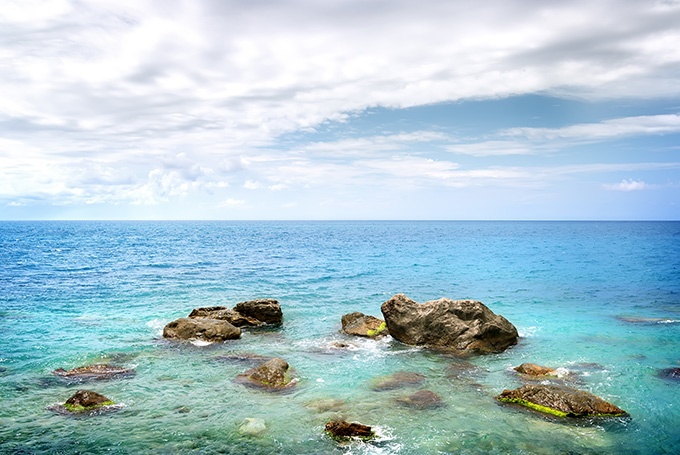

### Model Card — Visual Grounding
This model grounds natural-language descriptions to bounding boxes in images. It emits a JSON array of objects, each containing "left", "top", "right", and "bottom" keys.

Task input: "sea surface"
[{"left": 0, "top": 221, "right": 679, "bottom": 454}]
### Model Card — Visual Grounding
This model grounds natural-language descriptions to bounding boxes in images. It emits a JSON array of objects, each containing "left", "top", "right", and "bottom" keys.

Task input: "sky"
[{"left": 1, "top": 0, "right": 680, "bottom": 220}]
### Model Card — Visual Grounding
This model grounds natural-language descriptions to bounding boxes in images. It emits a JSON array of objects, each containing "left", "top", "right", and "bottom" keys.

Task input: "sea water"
[{"left": 0, "top": 221, "right": 678, "bottom": 454}]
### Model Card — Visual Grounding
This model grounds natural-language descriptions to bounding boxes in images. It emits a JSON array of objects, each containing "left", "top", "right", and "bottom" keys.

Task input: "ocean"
[{"left": 0, "top": 220, "right": 678, "bottom": 454}]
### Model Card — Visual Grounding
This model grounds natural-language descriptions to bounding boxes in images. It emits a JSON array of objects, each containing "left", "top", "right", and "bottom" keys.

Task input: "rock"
[
  {"left": 496, "top": 384, "right": 628, "bottom": 418},
  {"left": 371, "top": 371, "right": 426, "bottom": 391},
  {"left": 52, "top": 364, "right": 135, "bottom": 381},
  {"left": 49, "top": 390, "right": 117, "bottom": 415},
  {"left": 514, "top": 363, "right": 557, "bottom": 377},
  {"left": 188, "top": 306, "right": 263, "bottom": 327},
  {"left": 325, "top": 420, "right": 374, "bottom": 440},
  {"left": 163, "top": 317, "right": 241, "bottom": 342},
  {"left": 238, "top": 417, "right": 267, "bottom": 436},
  {"left": 305, "top": 398, "right": 346, "bottom": 413},
  {"left": 234, "top": 299, "right": 283, "bottom": 326},
  {"left": 341, "top": 312, "right": 388, "bottom": 337},
  {"left": 395, "top": 390, "right": 444, "bottom": 409},
  {"left": 380, "top": 294, "right": 518, "bottom": 355},
  {"left": 658, "top": 367, "right": 680, "bottom": 381},
  {"left": 213, "top": 352, "right": 273, "bottom": 366},
  {"left": 616, "top": 316, "right": 678, "bottom": 324},
  {"left": 235, "top": 357, "right": 296, "bottom": 391}
]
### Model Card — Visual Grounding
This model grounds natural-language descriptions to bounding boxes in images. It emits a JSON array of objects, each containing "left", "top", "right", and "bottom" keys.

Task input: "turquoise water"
[{"left": 0, "top": 221, "right": 678, "bottom": 454}]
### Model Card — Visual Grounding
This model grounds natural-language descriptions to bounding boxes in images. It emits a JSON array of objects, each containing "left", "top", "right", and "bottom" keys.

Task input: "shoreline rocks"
[
  {"left": 49, "top": 389, "right": 119, "bottom": 415},
  {"left": 513, "top": 363, "right": 557, "bottom": 377},
  {"left": 325, "top": 420, "right": 375, "bottom": 440},
  {"left": 381, "top": 294, "right": 518, "bottom": 355},
  {"left": 496, "top": 384, "right": 628, "bottom": 418}
]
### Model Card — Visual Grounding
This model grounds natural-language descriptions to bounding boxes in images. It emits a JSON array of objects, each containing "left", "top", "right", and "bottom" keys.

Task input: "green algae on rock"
[
  {"left": 50, "top": 390, "right": 118, "bottom": 415},
  {"left": 497, "top": 384, "right": 628, "bottom": 418}
]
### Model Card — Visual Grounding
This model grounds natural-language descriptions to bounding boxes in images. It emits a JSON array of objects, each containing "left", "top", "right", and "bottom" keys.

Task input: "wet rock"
[
  {"left": 446, "top": 360, "right": 484, "bottom": 380},
  {"left": 341, "top": 312, "right": 388, "bottom": 338},
  {"left": 381, "top": 294, "right": 518, "bottom": 355},
  {"left": 658, "top": 367, "right": 680, "bottom": 381},
  {"left": 234, "top": 299, "right": 283, "bottom": 326},
  {"left": 239, "top": 417, "right": 267, "bottom": 436},
  {"left": 163, "top": 317, "right": 241, "bottom": 342},
  {"left": 395, "top": 389, "right": 444, "bottom": 410},
  {"left": 371, "top": 371, "right": 426, "bottom": 391},
  {"left": 49, "top": 390, "right": 118, "bottom": 415},
  {"left": 514, "top": 363, "right": 557, "bottom": 377},
  {"left": 235, "top": 357, "right": 296, "bottom": 391},
  {"left": 496, "top": 384, "right": 628, "bottom": 418},
  {"left": 52, "top": 364, "right": 135, "bottom": 381},
  {"left": 325, "top": 420, "right": 374, "bottom": 440},
  {"left": 188, "top": 306, "right": 263, "bottom": 327}
]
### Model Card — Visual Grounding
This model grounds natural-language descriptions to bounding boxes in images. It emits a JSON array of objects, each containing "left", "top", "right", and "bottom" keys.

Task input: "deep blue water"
[{"left": 0, "top": 221, "right": 679, "bottom": 454}]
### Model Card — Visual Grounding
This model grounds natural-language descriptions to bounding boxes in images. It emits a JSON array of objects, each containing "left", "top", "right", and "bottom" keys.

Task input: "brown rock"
[
  {"left": 235, "top": 357, "right": 296, "bottom": 391},
  {"left": 380, "top": 294, "right": 518, "bottom": 355},
  {"left": 372, "top": 371, "right": 426, "bottom": 391},
  {"left": 395, "top": 389, "right": 444, "bottom": 409},
  {"left": 325, "top": 420, "right": 374, "bottom": 439},
  {"left": 52, "top": 364, "right": 135, "bottom": 381},
  {"left": 497, "top": 384, "right": 628, "bottom": 418},
  {"left": 188, "top": 306, "right": 263, "bottom": 327},
  {"left": 163, "top": 317, "right": 241, "bottom": 342},
  {"left": 234, "top": 299, "right": 283, "bottom": 326},
  {"left": 514, "top": 363, "right": 557, "bottom": 377},
  {"left": 341, "top": 312, "right": 388, "bottom": 337}
]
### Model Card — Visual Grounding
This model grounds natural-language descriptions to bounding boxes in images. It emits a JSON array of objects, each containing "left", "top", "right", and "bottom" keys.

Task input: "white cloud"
[
  {"left": 220, "top": 198, "right": 246, "bottom": 207},
  {"left": 603, "top": 179, "right": 652, "bottom": 191}
]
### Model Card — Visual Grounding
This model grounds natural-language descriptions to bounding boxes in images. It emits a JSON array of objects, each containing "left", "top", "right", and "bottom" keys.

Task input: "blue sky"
[{"left": 1, "top": 0, "right": 680, "bottom": 220}]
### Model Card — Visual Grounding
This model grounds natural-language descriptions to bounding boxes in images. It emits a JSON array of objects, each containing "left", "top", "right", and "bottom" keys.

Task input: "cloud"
[{"left": 603, "top": 179, "right": 652, "bottom": 191}]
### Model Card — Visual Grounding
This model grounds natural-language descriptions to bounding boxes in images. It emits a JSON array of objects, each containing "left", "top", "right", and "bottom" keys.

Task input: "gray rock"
[
  {"left": 238, "top": 417, "right": 267, "bottom": 435},
  {"left": 188, "top": 306, "right": 263, "bottom": 327},
  {"left": 163, "top": 317, "right": 241, "bottom": 342},
  {"left": 381, "top": 294, "right": 518, "bottom": 355}
]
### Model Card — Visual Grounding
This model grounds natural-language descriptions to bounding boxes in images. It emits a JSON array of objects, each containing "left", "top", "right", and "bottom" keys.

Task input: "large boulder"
[
  {"left": 235, "top": 357, "right": 296, "bottom": 391},
  {"left": 234, "top": 299, "right": 283, "bottom": 326},
  {"left": 188, "top": 306, "right": 263, "bottom": 327},
  {"left": 380, "top": 294, "right": 518, "bottom": 354},
  {"left": 163, "top": 318, "right": 241, "bottom": 342},
  {"left": 496, "top": 384, "right": 628, "bottom": 418},
  {"left": 341, "top": 312, "right": 388, "bottom": 338},
  {"left": 52, "top": 364, "right": 135, "bottom": 381}
]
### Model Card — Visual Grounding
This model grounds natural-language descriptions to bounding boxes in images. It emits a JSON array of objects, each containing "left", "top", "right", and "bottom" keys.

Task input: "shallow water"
[{"left": 1, "top": 221, "right": 679, "bottom": 454}]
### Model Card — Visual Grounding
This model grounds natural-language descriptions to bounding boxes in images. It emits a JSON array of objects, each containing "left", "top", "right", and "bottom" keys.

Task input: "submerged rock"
[
  {"left": 238, "top": 417, "right": 267, "bottom": 436},
  {"left": 381, "top": 294, "right": 518, "bottom": 355},
  {"left": 395, "top": 389, "right": 444, "bottom": 410},
  {"left": 371, "top": 371, "right": 426, "bottom": 391},
  {"left": 616, "top": 316, "right": 678, "bottom": 325},
  {"left": 325, "top": 420, "right": 374, "bottom": 440},
  {"left": 188, "top": 306, "right": 263, "bottom": 327},
  {"left": 49, "top": 390, "right": 118, "bottom": 415},
  {"left": 235, "top": 357, "right": 296, "bottom": 391},
  {"left": 341, "top": 312, "right": 388, "bottom": 338},
  {"left": 658, "top": 367, "right": 680, "bottom": 381},
  {"left": 305, "top": 398, "right": 346, "bottom": 413},
  {"left": 514, "top": 363, "right": 557, "bottom": 377},
  {"left": 496, "top": 384, "right": 628, "bottom": 418},
  {"left": 163, "top": 317, "right": 241, "bottom": 342},
  {"left": 234, "top": 299, "right": 283, "bottom": 326},
  {"left": 52, "top": 364, "right": 135, "bottom": 381}
]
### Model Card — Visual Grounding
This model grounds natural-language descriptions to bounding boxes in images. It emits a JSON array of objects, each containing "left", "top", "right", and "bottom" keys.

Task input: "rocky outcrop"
[
  {"left": 325, "top": 420, "right": 374, "bottom": 440},
  {"left": 235, "top": 357, "right": 296, "bottom": 391},
  {"left": 514, "top": 363, "right": 557, "bottom": 377},
  {"left": 49, "top": 390, "right": 118, "bottom": 415},
  {"left": 234, "top": 299, "right": 283, "bottom": 326},
  {"left": 496, "top": 384, "right": 628, "bottom": 418},
  {"left": 341, "top": 312, "right": 388, "bottom": 338},
  {"left": 395, "top": 390, "right": 444, "bottom": 410},
  {"left": 371, "top": 371, "right": 426, "bottom": 391},
  {"left": 52, "top": 364, "right": 135, "bottom": 381},
  {"left": 189, "top": 306, "right": 263, "bottom": 327},
  {"left": 380, "top": 294, "right": 518, "bottom": 355},
  {"left": 163, "top": 318, "right": 241, "bottom": 342}
]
